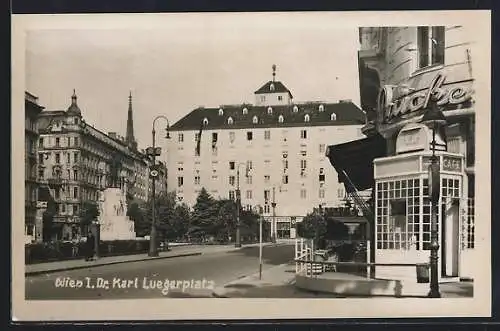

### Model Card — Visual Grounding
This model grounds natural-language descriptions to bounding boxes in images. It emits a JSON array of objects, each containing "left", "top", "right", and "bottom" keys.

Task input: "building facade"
[
  {"left": 166, "top": 71, "right": 366, "bottom": 238},
  {"left": 352, "top": 25, "right": 476, "bottom": 279},
  {"left": 25, "top": 92, "right": 44, "bottom": 242},
  {"left": 34, "top": 91, "right": 155, "bottom": 241}
]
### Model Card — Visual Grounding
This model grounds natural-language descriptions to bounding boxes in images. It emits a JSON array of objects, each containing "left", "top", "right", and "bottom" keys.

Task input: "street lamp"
[
  {"left": 235, "top": 162, "right": 248, "bottom": 248},
  {"left": 421, "top": 100, "right": 447, "bottom": 298},
  {"left": 253, "top": 204, "right": 264, "bottom": 280},
  {"left": 271, "top": 186, "right": 277, "bottom": 243},
  {"left": 147, "top": 115, "right": 171, "bottom": 257}
]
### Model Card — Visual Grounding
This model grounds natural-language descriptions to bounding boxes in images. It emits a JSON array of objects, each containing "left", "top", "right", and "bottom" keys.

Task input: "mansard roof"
[
  {"left": 254, "top": 81, "right": 293, "bottom": 98},
  {"left": 169, "top": 101, "right": 365, "bottom": 131}
]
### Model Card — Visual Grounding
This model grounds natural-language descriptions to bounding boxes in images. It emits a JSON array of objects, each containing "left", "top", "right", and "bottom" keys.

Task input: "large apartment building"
[
  {"left": 25, "top": 92, "right": 44, "bottom": 242},
  {"left": 34, "top": 91, "right": 164, "bottom": 241},
  {"left": 166, "top": 69, "right": 366, "bottom": 239}
]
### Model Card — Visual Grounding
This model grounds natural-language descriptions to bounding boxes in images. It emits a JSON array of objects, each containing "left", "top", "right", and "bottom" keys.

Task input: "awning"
[{"left": 326, "top": 133, "right": 387, "bottom": 191}]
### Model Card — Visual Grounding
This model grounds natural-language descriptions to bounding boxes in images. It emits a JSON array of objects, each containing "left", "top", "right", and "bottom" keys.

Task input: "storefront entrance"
[{"left": 442, "top": 199, "right": 460, "bottom": 277}]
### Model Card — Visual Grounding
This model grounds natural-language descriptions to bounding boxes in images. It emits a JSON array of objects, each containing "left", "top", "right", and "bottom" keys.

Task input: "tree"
[
  {"left": 169, "top": 203, "right": 191, "bottom": 241},
  {"left": 80, "top": 201, "right": 100, "bottom": 234},
  {"left": 190, "top": 188, "right": 218, "bottom": 239},
  {"left": 213, "top": 199, "right": 237, "bottom": 242},
  {"left": 296, "top": 211, "right": 327, "bottom": 248},
  {"left": 127, "top": 202, "right": 147, "bottom": 237}
]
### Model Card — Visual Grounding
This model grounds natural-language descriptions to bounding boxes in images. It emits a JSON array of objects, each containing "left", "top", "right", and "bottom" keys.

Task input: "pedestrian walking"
[{"left": 85, "top": 232, "right": 95, "bottom": 261}]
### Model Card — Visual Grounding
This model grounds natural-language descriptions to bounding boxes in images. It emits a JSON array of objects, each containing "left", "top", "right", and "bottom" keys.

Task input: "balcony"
[{"left": 47, "top": 177, "right": 65, "bottom": 188}]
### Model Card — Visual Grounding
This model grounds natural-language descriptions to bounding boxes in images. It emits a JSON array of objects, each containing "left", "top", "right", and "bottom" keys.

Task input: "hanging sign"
[
  {"left": 378, "top": 72, "right": 474, "bottom": 125},
  {"left": 443, "top": 156, "right": 462, "bottom": 172}
]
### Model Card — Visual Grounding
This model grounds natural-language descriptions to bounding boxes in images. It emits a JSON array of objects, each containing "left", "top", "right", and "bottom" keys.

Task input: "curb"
[
  {"left": 211, "top": 262, "right": 293, "bottom": 298},
  {"left": 25, "top": 252, "right": 202, "bottom": 276}
]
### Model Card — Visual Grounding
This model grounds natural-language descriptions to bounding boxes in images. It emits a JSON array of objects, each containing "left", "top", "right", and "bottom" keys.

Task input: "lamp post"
[
  {"left": 271, "top": 186, "right": 277, "bottom": 242},
  {"left": 422, "top": 101, "right": 447, "bottom": 298},
  {"left": 235, "top": 162, "right": 248, "bottom": 248},
  {"left": 147, "top": 115, "right": 171, "bottom": 257},
  {"left": 254, "top": 205, "right": 264, "bottom": 280}
]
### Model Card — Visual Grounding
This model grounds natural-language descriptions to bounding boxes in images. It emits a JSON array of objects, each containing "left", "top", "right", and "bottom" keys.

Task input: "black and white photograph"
[{"left": 12, "top": 10, "right": 491, "bottom": 320}]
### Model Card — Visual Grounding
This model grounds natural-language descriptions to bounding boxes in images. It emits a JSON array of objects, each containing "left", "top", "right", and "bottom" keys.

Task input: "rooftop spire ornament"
[{"left": 272, "top": 64, "right": 276, "bottom": 82}]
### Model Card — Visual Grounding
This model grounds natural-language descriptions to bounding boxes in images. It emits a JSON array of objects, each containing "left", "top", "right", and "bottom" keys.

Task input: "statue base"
[{"left": 98, "top": 188, "right": 136, "bottom": 241}]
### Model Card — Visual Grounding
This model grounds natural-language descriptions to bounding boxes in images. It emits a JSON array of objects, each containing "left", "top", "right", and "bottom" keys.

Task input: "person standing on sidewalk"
[{"left": 85, "top": 232, "right": 95, "bottom": 261}]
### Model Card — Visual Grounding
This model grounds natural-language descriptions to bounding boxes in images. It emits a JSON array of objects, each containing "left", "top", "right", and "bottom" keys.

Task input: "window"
[
  {"left": 218, "top": 108, "right": 224, "bottom": 116},
  {"left": 270, "top": 83, "right": 275, "bottom": 92},
  {"left": 61, "top": 204, "right": 66, "bottom": 213},
  {"left": 74, "top": 152, "right": 78, "bottom": 163},
  {"left": 203, "top": 117, "right": 209, "bottom": 126},
  {"left": 260, "top": 96, "right": 266, "bottom": 103},
  {"left": 293, "top": 105, "right": 298, "bottom": 113},
  {"left": 243, "top": 107, "right": 248, "bottom": 115},
  {"left": 331, "top": 113, "right": 337, "bottom": 121},
  {"left": 319, "top": 104, "right": 324, "bottom": 112},
  {"left": 264, "top": 130, "right": 271, "bottom": 140},
  {"left": 246, "top": 175, "right": 253, "bottom": 185},
  {"left": 282, "top": 175, "right": 289, "bottom": 184},
  {"left": 267, "top": 107, "right": 273, "bottom": 115},
  {"left": 55, "top": 153, "right": 60, "bottom": 164},
  {"left": 264, "top": 190, "right": 270, "bottom": 202},
  {"left": 300, "top": 150, "right": 307, "bottom": 157},
  {"left": 229, "top": 176, "right": 235, "bottom": 186},
  {"left": 283, "top": 159, "right": 288, "bottom": 169},
  {"left": 300, "top": 130, "right": 307, "bottom": 139},
  {"left": 55, "top": 137, "right": 60, "bottom": 147},
  {"left": 252, "top": 116, "right": 259, "bottom": 124},
  {"left": 319, "top": 189, "right": 325, "bottom": 199},
  {"left": 229, "top": 131, "right": 235, "bottom": 143},
  {"left": 227, "top": 117, "right": 233, "bottom": 125},
  {"left": 246, "top": 160, "right": 253, "bottom": 170},
  {"left": 73, "top": 205, "right": 78, "bottom": 215},
  {"left": 264, "top": 204, "right": 270, "bottom": 213},
  {"left": 229, "top": 161, "right": 235, "bottom": 170},
  {"left": 300, "top": 159, "right": 307, "bottom": 169},
  {"left": 319, "top": 144, "right": 326, "bottom": 154},
  {"left": 300, "top": 189, "right": 307, "bottom": 199},
  {"left": 229, "top": 190, "right": 235, "bottom": 201},
  {"left": 73, "top": 187, "right": 78, "bottom": 199},
  {"left": 38, "top": 153, "right": 44, "bottom": 164},
  {"left": 304, "top": 114, "right": 310, "bottom": 122},
  {"left": 74, "top": 137, "right": 79, "bottom": 146},
  {"left": 246, "top": 190, "right": 252, "bottom": 199},
  {"left": 177, "top": 176, "right": 184, "bottom": 187},
  {"left": 38, "top": 169, "right": 44, "bottom": 179},
  {"left": 212, "top": 132, "right": 218, "bottom": 143},
  {"left": 55, "top": 188, "right": 60, "bottom": 199},
  {"left": 319, "top": 173, "right": 325, "bottom": 182},
  {"left": 417, "top": 26, "right": 445, "bottom": 69},
  {"left": 73, "top": 170, "right": 78, "bottom": 181},
  {"left": 264, "top": 175, "right": 270, "bottom": 184},
  {"left": 194, "top": 176, "right": 200, "bottom": 185},
  {"left": 278, "top": 115, "right": 284, "bottom": 123},
  {"left": 65, "top": 153, "right": 70, "bottom": 164},
  {"left": 247, "top": 132, "right": 253, "bottom": 141},
  {"left": 39, "top": 138, "right": 44, "bottom": 148},
  {"left": 178, "top": 133, "right": 184, "bottom": 143},
  {"left": 68, "top": 137, "right": 71, "bottom": 146},
  {"left": 278, "top": 95, "right": 283, "bottom": 101}
]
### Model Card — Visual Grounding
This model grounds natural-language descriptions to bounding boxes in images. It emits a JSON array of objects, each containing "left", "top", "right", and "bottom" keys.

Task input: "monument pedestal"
[{"left": 98, "top": 188, "right": 136, "bottom": 241}]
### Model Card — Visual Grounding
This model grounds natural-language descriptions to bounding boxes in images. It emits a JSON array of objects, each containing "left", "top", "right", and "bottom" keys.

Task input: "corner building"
[
  {"left": 330, "top": 26, "right": 477, "bottom": 281},
  {"left": 166, "top": 74, "right": 366, "bottom": 239}
]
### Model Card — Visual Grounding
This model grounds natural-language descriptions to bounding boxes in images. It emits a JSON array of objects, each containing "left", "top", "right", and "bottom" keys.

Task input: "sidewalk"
[
  {"left": 212, "top": 263, "right": 474, "bottom": 298},
  {"left": 25, "top": 242, "right": 285, "bottom": 276}
]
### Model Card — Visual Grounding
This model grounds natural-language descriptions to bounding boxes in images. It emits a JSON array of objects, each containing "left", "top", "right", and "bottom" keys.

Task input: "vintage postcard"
[{"left": 12, "top": 10, "right": 491, "bottom": 321}]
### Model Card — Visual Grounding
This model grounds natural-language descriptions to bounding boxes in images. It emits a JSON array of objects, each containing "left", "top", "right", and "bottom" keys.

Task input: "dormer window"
[
  {"left": 278, "top": 115, "right": 284, "bottom": 123},
  {"left": 252, "top": 116, "right": 259, "bottom": 124},
  {"left": 227, "top": 117, "right": 234, "bottom": 125},
  {"left": 319, "top": 104, "right": 324, "bottom": 112},
  {"left": 267, "top": 107, "right": 273, "bottom": 115},
  {"left": 270, "top": 83, "right": 275, "bottom": 92},
  {"left": 203, "top": 117, "right": 209, "bottom": 126},
  {"left": 218, "top": 108, "right": 224, "bottom": 116},
  {"left": 304, "top": 114, "right": 310, "bottom": 122},
  {"left": 243, "top": 107, "right": 248, "bottom": 115},
  {"left": 330, "top": 113, "right": 337, "bottom": 121},
  {"left": 293, "top": 105, "right": 299, "bottom": 113}
]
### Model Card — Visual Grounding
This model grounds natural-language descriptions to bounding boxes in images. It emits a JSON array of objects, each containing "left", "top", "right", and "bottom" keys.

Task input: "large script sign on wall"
[{"left": 377, "top": 72, "right": 474, "bottom": 126}]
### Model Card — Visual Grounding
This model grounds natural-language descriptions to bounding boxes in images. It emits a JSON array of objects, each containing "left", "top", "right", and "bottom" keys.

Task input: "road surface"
[{"left": 25, "top": 244, "right": 294, "bottom": 299}]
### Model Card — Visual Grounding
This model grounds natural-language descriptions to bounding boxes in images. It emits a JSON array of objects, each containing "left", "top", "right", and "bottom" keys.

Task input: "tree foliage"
[
  {"left": 42, "top": 198, "right": 57, "bottom": 242},
  {"left": 79, "top": 201, "right": 100, "bottom": 234}
]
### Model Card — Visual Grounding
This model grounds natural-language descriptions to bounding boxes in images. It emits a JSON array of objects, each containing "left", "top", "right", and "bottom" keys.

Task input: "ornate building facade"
[
  {"left": 25, "top": 92, "right": 44, "bottom": 242},
  {"left": 34, "top": 91, "right": 156, "bottom": 241}
]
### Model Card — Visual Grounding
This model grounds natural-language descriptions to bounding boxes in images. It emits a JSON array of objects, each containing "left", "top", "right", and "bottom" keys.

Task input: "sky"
[{"left": 25, "top": 13, "right": 362, "bottom": 152}]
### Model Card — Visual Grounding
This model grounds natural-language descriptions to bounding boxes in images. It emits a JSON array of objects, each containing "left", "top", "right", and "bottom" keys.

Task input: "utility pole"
[{"left": 235, "top": 166, "right": 242, "bottom": 248}]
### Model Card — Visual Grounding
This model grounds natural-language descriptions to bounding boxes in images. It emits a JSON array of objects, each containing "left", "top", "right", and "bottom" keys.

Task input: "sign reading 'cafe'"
[{"left": 377, "top": 72, "right": 474, "bottom": 125}]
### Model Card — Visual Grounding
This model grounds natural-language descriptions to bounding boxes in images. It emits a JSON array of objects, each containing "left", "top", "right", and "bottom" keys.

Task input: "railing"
[{"left": 340, "top": 169, "right": 374, "bottom": 222}]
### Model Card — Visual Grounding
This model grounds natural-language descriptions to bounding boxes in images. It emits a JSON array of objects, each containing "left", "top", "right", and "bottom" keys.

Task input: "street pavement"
[{"left": 25, "top": 243, "right": 295, "bottom": 300}]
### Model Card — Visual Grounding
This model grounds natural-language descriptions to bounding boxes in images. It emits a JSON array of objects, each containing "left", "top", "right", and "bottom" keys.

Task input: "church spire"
[{"left": 126, "top": 91, "right": 137, "bottom": 150}]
